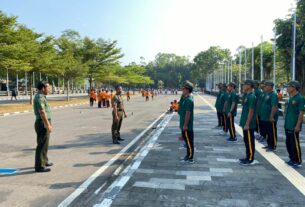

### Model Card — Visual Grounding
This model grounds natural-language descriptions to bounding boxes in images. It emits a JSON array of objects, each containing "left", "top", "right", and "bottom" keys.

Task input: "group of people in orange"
[
  {"left": 89, "top": 89, "right": 114, "bottom": 108},
  {"left": 140, "top": 89, "right": 156, "bottom": 101}
]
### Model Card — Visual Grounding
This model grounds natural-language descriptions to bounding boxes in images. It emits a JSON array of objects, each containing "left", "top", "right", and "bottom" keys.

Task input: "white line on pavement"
[
  {"left": 197, "top": 94, "right": 305, "bottom": 196},
  {"left": 57, "top": 111, "right": 167, "bottom": 207},
  {"left": 94, "top": 113, "right": 174, "bottom": 207}
]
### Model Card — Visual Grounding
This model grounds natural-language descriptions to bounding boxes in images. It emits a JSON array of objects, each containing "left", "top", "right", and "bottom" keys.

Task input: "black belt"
[{"left": 118, "top": 109, "right": 123, "bottom": 111}]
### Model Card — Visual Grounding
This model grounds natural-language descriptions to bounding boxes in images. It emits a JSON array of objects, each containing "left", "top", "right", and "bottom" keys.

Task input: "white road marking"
[
  {"left": 95, "top": 113, "right": 174, "bottom": 207},
  {"left": 57, "top": 111, "right": 167, "bottom": 207},
  {"left": 198, "top": 94, "right": 305, "bottom": 196}
]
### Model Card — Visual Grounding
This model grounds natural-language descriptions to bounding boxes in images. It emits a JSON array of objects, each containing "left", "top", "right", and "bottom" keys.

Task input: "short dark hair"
[
  {"left": 37, "top": 81, "right": 49, "bottom": 90},
  {"left": 115, "top": 85, "right": 122, "bottom": 91}
]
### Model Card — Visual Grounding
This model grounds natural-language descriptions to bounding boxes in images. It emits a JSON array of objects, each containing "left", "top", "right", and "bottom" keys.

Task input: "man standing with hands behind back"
[
  {"left": 111, "top": 86, "right": 127, "bottom": 144},
  {"left": 34, "top": 81, "right": 53, "bottom": 173}
]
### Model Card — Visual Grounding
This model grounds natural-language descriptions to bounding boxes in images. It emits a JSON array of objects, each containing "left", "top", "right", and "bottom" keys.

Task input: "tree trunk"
[
  {"left": 67, "top": 79, "right": 70, "bottom": 102},
  {"left": 89, "top": 76, "right": 93, "bottom": 90},
  {"left": 29, "top": 74, "right": 34, "bottom": 105}
]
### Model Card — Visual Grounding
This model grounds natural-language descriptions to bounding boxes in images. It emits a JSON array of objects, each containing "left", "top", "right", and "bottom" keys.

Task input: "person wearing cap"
[
  {"left": 257, "top": 80, "right": 267, "bottom": 143},
  {"left": 284, "top": 81, "right": 304, "bottom": 168},
  {"left": 179, "top": 80, "right": 195, "bottom": 164},
  {"left": 219, "top": 84, "right": 229, "bottom": 136},
  {"left": 239, "top": 79, "right": 257, "bottom": 165},
  {"left": 225, "top": 82, "right": 238, "bottom": 142},
  {"left": 215, "top": 83, "right": 224, "bottom": 128},
  {"left": 260, "top": 81, "right": 279, "bottom": 152}
]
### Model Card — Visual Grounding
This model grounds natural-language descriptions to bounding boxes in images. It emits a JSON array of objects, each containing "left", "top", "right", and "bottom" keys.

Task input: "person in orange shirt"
[
  {"left": 277, "top": 88, "right": 283, "bottom": 110},
  {"left": 141, "top": 89, "right": 145, "bottom": 97},
  {"left": 110, "top": 90, "right": 114, "bottom": 99},
  {"left": 89, "top": 89, "right": 95, "bottom": 107},
  {"left": 126, "top": 90, "right": 130, "bottom": 101},
  {"left": 151, "top": 90, "right": 155, "bottom": 100},
  {"left": 97, "top": 90, "right": 102, "bottom": 108},
  {"left": 101, "top": 89, "right": 106, "bottom": 107},
  {"left": 145, "top": 90, "right": 150, "bottom": 101},
  {"left": 105, "top": 90, "right": 111, "bottom": 108}
]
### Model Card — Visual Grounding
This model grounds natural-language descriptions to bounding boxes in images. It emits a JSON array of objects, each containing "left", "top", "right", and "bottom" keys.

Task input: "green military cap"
[
  {"left": 243, "top": 79, "right": 255, "bottom": 87},
  {"left": 287, "top": 80, "right": 301, "bottom": 90},
  {"left": 264, "top": 80, "right": 274, "bottom": 87},
  {"left": 183, "top": 80, "right": 194, "bottom": 91},
  {"left": 228, "top": 82, "right": 236, "bottom": 88},
  {"left": 260, "top": 80, "right": 266, "bottom": 84},
  {"left": 222, "top": 83, "right": 227, "bottom": 88}
]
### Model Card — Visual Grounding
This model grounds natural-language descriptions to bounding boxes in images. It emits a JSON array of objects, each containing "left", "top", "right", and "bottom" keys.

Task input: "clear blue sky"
[{"left": 1, "top": 0, "right": 295, "bottom": 65}]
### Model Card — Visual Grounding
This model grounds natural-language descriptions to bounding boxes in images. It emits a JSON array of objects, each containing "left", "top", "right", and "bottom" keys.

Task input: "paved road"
[
  {"left": 95, "top": 94, "right": 305, "bottom": 207},
  {"left": 0, "top": 94, "right": 179, "bottom": 207}
]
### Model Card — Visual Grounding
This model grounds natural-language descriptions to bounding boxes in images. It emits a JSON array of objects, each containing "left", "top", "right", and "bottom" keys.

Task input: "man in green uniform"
[
  {"left": 215, "top": 83, "right": 223, "bottom": 128},
  {"left": 254, "top": 80, "right": 262, "bottom": 138},
  {"left": 219, "top": 84, "right": 229, "bottom": 135},
  {"left": 179, "top": 81, "right": 195, "bottom": 164},
  {"left": 257, "top": 80, "right": 266, "bottom": 143},
  {"left": 34, "top": 81, "right": 53, "bottom": 173},
  {"left": 111, "top": 86, "right": 127, "bottom": 144},
  {"left": 225, "top": 82, "right": 238, "bottom": 142},
  {"left": 285, "top": 81, "right": 304, "bottom": 168},
  {"left": 239, "top": 80, "right": 257, "bottom": 165},
  {"left": 260, "top": 81, "right": 279, "bottom": 151}
]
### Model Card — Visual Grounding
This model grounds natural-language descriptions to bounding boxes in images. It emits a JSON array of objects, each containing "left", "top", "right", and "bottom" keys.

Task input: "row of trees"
[{"left": 0, "top": 11, "right": 153, "bottom": 102}]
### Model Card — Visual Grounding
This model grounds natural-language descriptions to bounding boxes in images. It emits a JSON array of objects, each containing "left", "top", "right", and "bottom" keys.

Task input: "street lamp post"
[
  {"left": 292, "top": 10, "right": 296, "bottom": 80},
  {"left": 273, "top": 28, "right": 277, "bottom": 85},
  {"left": 239, "top": 50, "right": 242, "bottom": 94},
  {"left": 260, "top": 35, "right": 264, "bottom": 81},
  {"left": 244, "top": 48, "right": 247, "bottom": 80},
  {"left": 252, "top": 42, "right": 254, "bottom": 80},
  {"left": 230, "top": 59, "right": 233, "bottom": 82}
]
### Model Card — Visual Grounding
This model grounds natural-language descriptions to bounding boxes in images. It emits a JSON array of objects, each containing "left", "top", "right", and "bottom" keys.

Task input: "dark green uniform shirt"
[
  {"left": 179, "top": 95, "right": 194, "bottom": 131},
  {"left": 284, "top": 93, "right": 305, "bottom": 131},
  {"left": 260, "top": 91, "right": 279, "bottom": 121},
  {"left": 34, "top": 92, "right": 51, "bottom": 120},
  {"left": 258, "top": 92, "right": 266, "bottom": 117},
  {"left": 215, "top": 91, "right": 223, "bottom": 112},
  {"left": 218, "top": 91, "right": 228, "bottom": 112},
  {"left": 225, "top": 91, "right": 238, "bottom": 116},
  {"left": 239, "top": 92, "right": 256, "bottom": 129}
]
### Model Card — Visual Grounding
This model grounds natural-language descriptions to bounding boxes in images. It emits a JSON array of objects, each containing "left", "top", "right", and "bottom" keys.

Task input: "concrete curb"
[{"left": 0, "top": 102, "right": 87, "bottom": 117}]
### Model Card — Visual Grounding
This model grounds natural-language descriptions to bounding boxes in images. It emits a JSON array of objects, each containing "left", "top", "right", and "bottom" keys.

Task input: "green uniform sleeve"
[
  {"left": 298, "top": 96, "right": 305, "bottom": 111},
  {"left": 36, "top": 96, "right": 46, "bottom": 111},
  {"left": 185, "top": 98, "right": 193, "bottom": 111},
  {"left": 249, "top": 95, "right": 256, "bottom": 109},
  {"left": 232, "top": 92, "right": 237, "bottom": 103},
  {"left": 271, "top": 93, "right": 279, "bottom": 107}
]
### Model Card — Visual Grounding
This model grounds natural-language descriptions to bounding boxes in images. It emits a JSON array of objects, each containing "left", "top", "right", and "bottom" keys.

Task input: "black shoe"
[
  {"left": 262, "top": 146, "right": 269, "bottom": 149},
  {"left": 239, "top": 160, "right": 254, "bottom": 166},
  {"left": 113, "top": 141, "right": 120, "bottom": 144},
  {"left": 118, "top": 138, "right": 125, "bottom": 141},
  {"left": 46, "top": 162, "right": 53, "bottom": 167},
  {"left": 239, "top": 158, "right": 247, "bottom": 163},
  {"left": 35, "top": 167, "right": 51, "bottom": 173}
]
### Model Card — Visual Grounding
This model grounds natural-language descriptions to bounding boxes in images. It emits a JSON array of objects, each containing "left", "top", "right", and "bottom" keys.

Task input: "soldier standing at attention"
[
  {"left": 260, "top": 81, "right": 279, "bottom": 152},
  {"left": 215, "top": 83, "right": 223, "bottom": 128},
  {"left": 226, "top": 82, "right": 238, "bottom": 142},
  {"left": 254, "top": 81, "right": 262, "bottom": 138},
  {"left": 257, "top": 80, "right": 267, "bottom": 143},
  {"left": 179, "top": 81, "right": 195, "bottom": 164},
  {"left": 239, "top": 80, "right": 257, "bottom": 166},
  {"left": 285, "top": 81, "right": 304, "bottom": 168},
  {"left": 111, "top": 86, "right": 127, "bottom": 144},
  {"left": 220, "top": 84, "right": 229, "bottom": 136},
  {"left": 34, "top": 81, "right": 53, "bottom": 173}
]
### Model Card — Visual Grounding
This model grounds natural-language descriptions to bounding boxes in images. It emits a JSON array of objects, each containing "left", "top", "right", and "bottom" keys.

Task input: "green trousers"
[
  {"left": 112, "top": 111, "right": 123, "bottom": 141},
  {"left": 35, "top": 119, "right": 50, "bottom": 169}
]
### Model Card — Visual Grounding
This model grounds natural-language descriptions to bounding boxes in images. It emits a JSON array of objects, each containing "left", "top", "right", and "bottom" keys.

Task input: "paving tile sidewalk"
[{"left": 110, "top": 95, "right": 305, "bottom": 207}]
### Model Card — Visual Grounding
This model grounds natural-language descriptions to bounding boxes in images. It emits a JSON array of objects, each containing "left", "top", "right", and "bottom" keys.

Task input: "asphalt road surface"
[{"left": 0, "top": 94, "right": 179, "bottom": 207}]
